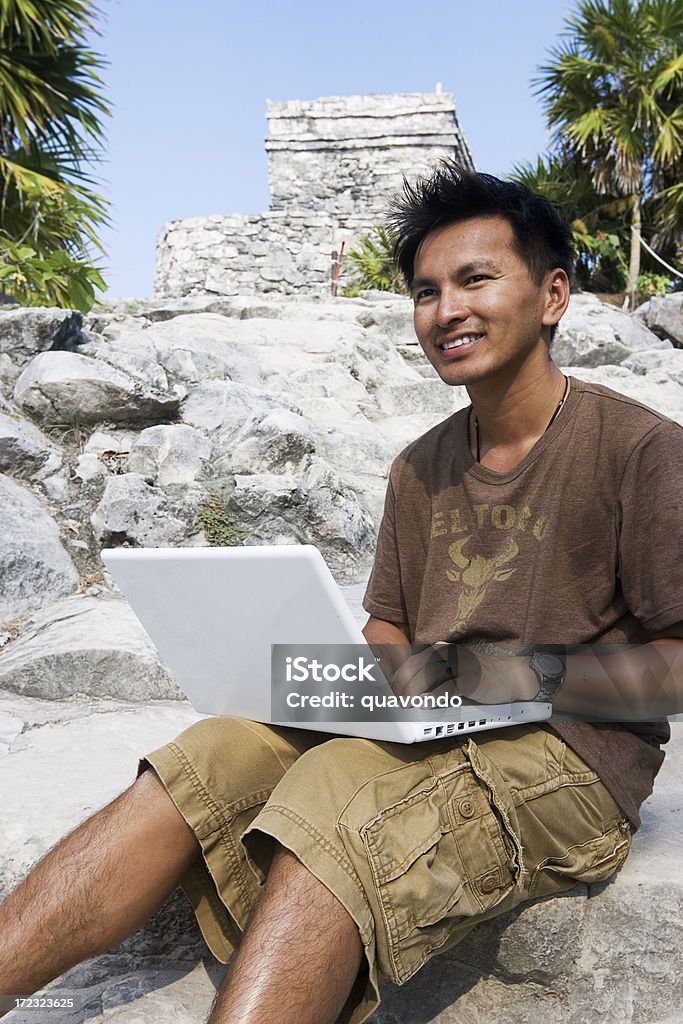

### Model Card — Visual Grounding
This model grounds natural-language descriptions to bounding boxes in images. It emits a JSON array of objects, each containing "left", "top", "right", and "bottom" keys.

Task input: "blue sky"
[{"left": 95, "top": 0, "right": 574, "bottom": 298}]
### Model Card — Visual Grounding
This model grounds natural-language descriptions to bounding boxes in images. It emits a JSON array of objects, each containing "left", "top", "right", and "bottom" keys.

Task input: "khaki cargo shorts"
[{"left": 141, "top": 719, "right": 632, "bottom": 1024}]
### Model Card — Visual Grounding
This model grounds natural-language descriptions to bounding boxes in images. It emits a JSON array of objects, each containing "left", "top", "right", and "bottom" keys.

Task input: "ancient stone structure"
[{"left": 154, "top": 90, "right": 474, "bottom": 300}]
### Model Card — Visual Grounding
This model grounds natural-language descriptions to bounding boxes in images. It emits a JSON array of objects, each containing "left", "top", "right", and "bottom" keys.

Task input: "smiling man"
[{"left": 1, "top": 164, "right": 682, "bottom": 1024}]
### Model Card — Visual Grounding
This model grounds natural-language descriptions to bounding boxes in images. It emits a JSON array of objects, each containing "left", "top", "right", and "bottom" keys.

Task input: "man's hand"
[
  {"left": 363, "top": 618, "right": 538, "bottom": 705},
  {"left": 391, "top": 643, "right": 538, "bottom": 705}
]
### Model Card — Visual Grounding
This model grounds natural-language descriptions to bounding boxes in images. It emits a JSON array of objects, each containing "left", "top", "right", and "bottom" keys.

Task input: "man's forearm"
[
  {"left": 556, "top": 640, "right": 683, "bottom": 720},
  {"left": 384, "top": 636, "right": 683, "bottom": 721}
]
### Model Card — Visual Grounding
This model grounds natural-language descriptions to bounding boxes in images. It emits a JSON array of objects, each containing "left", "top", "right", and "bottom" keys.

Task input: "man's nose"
[{"left": 434, "top": 289, "right": 469, "bottom": 328}]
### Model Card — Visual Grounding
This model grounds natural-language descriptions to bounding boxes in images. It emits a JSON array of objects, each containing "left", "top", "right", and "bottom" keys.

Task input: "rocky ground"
[{"left": 1, "top": 288, "right": 682, "bottom": 1022}]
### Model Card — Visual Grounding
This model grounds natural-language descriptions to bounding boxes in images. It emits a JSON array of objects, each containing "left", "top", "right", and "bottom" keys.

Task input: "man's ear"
[{"left": 542, "top": 268, "right": 570, "bottom": 329}]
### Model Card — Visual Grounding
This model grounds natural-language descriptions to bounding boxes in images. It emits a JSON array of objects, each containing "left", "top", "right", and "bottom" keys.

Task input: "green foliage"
[
  {"left": 198, "top": 492, "right": 246, "bottom": 547},
  {"left": 530, "top": 0, "right": 683, "bottom": 301},
  {"left": 342, "top": 227, "right": 407, "bottom": 297},
  {"left": 0, "top": 235, "right": 105, "bottom": 310},
  {"left": 635, "top": 270, "right": 674, "bottom": 295},
  {"left": 0, "top": 0, "right": 110, "bottom": 309}
]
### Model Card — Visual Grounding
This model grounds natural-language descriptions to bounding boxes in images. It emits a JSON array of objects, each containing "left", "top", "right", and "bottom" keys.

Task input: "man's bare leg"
[
  {"left": 209, "top": 846, "right": 363, "bottom": 1024},
  {"left": 0, "top": 769, "right": 197, "bottom": 1009}
]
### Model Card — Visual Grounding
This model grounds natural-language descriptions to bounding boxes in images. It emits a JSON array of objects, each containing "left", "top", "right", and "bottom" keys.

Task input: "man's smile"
[{"left": 439, "top": 332, "right": 485, "bottom": 354}]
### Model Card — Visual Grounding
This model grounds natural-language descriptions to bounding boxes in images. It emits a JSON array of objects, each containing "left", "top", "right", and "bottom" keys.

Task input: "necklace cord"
[{"left": 473, "top": 375, "right": 570, "bottom": 463}]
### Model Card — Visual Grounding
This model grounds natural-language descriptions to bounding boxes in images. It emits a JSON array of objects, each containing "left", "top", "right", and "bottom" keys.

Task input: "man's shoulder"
[{"left": 571, "top": 375, "right": 683, "bottom": 443}]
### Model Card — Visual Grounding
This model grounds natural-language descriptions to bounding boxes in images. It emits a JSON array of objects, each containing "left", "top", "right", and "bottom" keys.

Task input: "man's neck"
[{"left": 467, "top": 360, "right": 567, "bottom": 471}]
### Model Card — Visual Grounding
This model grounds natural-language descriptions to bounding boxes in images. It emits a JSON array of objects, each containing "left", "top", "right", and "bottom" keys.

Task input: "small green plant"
[
  {"left": 342, "top": 226, "right": 407, "bottom": 297},
  {"left": 635, "top": 272, "right": 674, "bottom": 297},
  {"left": 198, "top": 491, "right": 246, "bottom": 547},
  {"left": 45, "top": 415, "right": 86, "bottom": 451}
]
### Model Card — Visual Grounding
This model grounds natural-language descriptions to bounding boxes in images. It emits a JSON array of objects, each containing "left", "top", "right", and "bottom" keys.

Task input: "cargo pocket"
[
  {"left": 529, "top": 817, "right": 632, "bottom": 899},
  {"left": 359, "top": 740, "right": 523, "bottom": 985}
]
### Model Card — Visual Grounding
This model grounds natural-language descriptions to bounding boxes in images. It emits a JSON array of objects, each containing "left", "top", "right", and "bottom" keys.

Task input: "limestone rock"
[
  {"left": 181, "top": 380, "right": 285, "bottom": 434},
  {"left": 91, "top": 474, "right": 202, "bottom": 548},
  {"left": 14, "top": 351, "right": 179, "bottom": 425},
  {"left": 0, "top": 700, "right": 201, "bottom": 893},
  {"left": 636, "top": 293, "right": 683, "bottom": 347},
  {"left": 622, "top": 348, "right": 683, "bottom": 388},
  {"left": 130, "top": 314, "right": 280, "bottom": 389},
  {"left": 0, "top": 307, "right": 85, "bottom": 388},
  {"left": 0, "top": 409, "right": 62, "bottom": 479},
  {"left": 365, "top": 379, "right": 463, "bottom": 419},
  {"left": 0, "top": 474, "right": 78, "bottom": 621},
  {"left": 228, "top": 409, "right": 317, "bottom": 474},
  {"left": 73, "top": 451, "right": 109, "bottom": 485},
  {"left": 553, "top": 293, "right": 671, "bottom": 367},
  {"left": 126, "top": 424, "right": 211, "bottom": 486},
  {"left": 0, "top": 594, "right": 180, "bottom": 701},
  {"left": 227, "top": 459, "right": 375, "bottom": 572},
  {"left": 82, "top": 330, "right": 174, "bottom": 393},
  {"left": 563, "top": 365, "right": 683, "bottom": 425}
]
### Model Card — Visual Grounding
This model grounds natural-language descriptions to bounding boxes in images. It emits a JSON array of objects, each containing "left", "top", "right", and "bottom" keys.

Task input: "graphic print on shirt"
[{"left": 431, "top": 503, "right": 549, "bottom": 636}]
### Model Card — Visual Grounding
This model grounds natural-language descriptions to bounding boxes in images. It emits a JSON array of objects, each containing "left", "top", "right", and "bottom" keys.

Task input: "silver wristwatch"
[{"left": 529, "top": 652, "right": 566, "bottom": 703}]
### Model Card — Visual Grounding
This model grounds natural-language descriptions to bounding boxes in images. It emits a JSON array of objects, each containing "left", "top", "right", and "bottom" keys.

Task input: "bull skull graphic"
[{"left": 447, "top": 535, "right": 519, "bottom": 634}]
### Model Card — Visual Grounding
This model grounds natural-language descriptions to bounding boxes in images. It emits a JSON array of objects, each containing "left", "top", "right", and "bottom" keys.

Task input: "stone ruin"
[{"left": 154, "top": 89, "right": 474, "bottom": 300}]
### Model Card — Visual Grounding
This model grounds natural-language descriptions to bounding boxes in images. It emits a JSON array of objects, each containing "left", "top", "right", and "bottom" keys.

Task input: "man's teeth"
[{"left": 442, "top": 334, "right": 480, "bottom": 351}]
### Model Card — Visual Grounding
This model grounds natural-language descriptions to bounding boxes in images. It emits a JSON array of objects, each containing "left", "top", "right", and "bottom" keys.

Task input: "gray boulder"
[
  {"left": 91, "top": 474, "right": 203, "bottom": 548},
  {"left": 622, "top": 348, "right": 683, "bottom": 388},
  {"left": 0, "top": 700, "right": 200, "bottom": 893},
  {"left": 83, "top": 330, "right": 174, "bottom": 393},
  {"left": 126, "top": 424, "right": 211, "bottom": 486},
  {"left": 14, "top": 351, "right": 179, "bottom": 425},
  {"left": 0, "top": 474, "right": 78, "bottom": 621},
  {"left": 0, "top": 410, "right": 62, "bottom": 479},
  {"left": 636, "top": 293, "right": 683, "bottom": 347},
  {"left": 227, "top": 409, "right": 317, "bottom": 474},
  {"left": 0, "top": 307, "right": 85, "bottom": 389},
  {"left": 0, "top": 594, "right": 180, "bottom": 701},
  {"left": 181, "top": 380, "right": 285, "bottom": 434},
  {"left": 554, "top": 293, "right": 671, "bottom": 367}
]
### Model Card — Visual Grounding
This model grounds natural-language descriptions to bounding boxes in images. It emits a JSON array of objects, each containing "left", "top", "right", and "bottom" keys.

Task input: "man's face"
[{"left": 411, "top": 215, "right": 556, "bottom": 389}]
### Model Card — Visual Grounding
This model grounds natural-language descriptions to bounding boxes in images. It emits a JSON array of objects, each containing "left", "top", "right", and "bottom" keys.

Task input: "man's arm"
[
  {"left": 362, "top": 616, "right": 410, "bottom": 645},
  {"left": 555, "top": 626, "right": 683, "bottom": 720},
  {"left": 362, "top": 616, "right": 417, "bottom": 680},
  {"left": 384, "top": 624, "right": 683, "bottom": 722}
]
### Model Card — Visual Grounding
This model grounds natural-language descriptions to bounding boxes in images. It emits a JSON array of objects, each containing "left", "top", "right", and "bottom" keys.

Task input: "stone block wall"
[
  {"left": 266, "top": 91, "right": 474, "bottom": 223},
  {"left": 154, "top": 90, "right": 474, "bottom": 300},
  {"left": 154, "top": 210, "right": 371, "bottom": 299}
]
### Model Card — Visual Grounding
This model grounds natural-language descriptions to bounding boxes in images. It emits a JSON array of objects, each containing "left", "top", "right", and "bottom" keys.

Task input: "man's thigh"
[{"left": 254, "top": 724, "right": 630, "bottom": 990}]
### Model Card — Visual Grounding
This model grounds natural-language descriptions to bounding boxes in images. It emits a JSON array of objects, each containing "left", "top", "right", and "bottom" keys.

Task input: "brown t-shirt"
[{"left": 363, "top": 377, "right": 683, "bottom": 829}]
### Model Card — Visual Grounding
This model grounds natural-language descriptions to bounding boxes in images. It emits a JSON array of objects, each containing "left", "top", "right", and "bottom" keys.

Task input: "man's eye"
[
  {"left": 466, "top": 274, "right": 488, "bottom": 284},
  {"left": 414, "top": 288, "right": 435, "bottom": 302}
]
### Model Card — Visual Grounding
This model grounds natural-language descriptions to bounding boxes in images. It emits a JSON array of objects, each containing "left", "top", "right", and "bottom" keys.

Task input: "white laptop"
[{"left": 101, "top": 545, "right": 551, "bottom": 743}]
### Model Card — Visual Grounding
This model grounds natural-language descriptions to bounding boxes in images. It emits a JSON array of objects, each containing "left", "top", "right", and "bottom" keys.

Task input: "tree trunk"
[{"left": 625, "top": 193, "right": 641, "bottom": 310}]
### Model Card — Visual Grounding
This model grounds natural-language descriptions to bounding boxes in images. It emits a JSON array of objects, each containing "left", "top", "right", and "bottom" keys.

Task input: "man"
[{"left": 1, "top": 164, "right": 682, "bottom": 1024}]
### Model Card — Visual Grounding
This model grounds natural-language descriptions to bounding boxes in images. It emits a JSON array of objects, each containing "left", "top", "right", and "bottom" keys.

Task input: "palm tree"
[
  {"left": 342, "top": 227, "right": 407, "bottom": 296},
  {"left": 511, "top": 153, "right": 631, "bottom": 292},
  {"left": 0, "top": 0, "right": 110, "bottom": 306},
  {"left": 535, "top": 0, "right": 683, "bottom": 306}
]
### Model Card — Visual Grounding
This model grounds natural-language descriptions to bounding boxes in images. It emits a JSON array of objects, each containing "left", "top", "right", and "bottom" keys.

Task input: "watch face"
[{"left": 533, "top": 653, "right": 565, "bottom": 679}]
